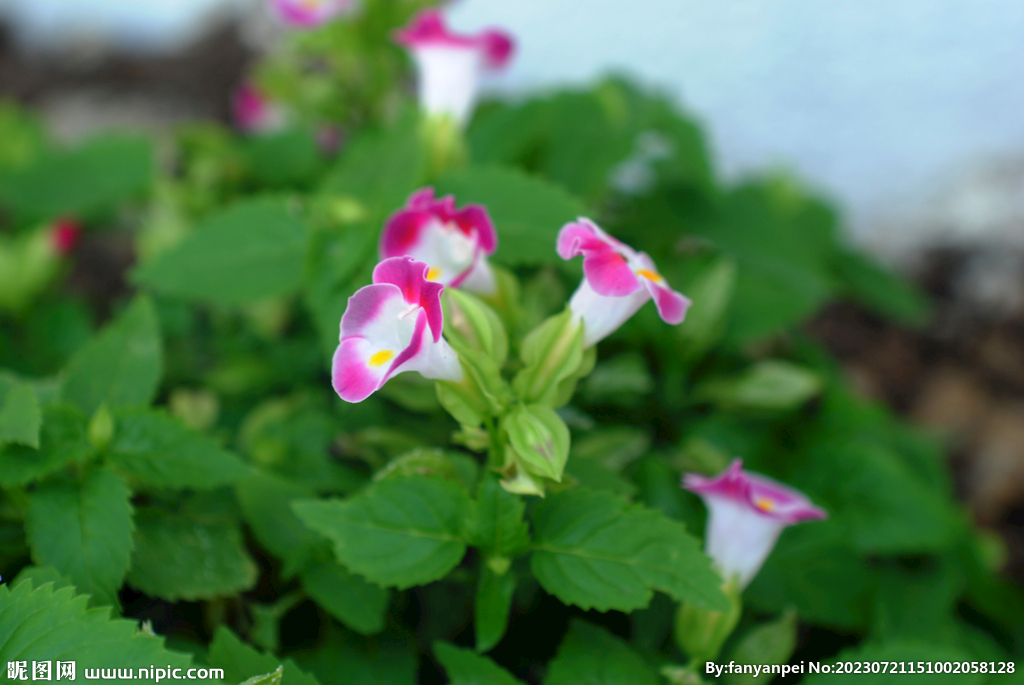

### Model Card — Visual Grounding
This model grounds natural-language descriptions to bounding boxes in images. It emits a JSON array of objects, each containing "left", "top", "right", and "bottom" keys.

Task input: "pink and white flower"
[
  {"left": 50, "top": 217, "right": 81, "bottom": 256},
  {"left": 380, "top": 188, "right": 498, "bottom": 295},
  {"left": 394, "top": 10, "right": 514, "bottom": 126},
  {"left": 232, "top": 82, "right": 288, "bottom": 134},
  {"left": 683, "top": 459, "right": 827, "bottom": 589},
  {"left": 557, "top": 218, "right": 691, "bottom": 347},
  {"left": 270, "top": 0, "right": 354, "bottom": 28},
  {"left": 333, "top": 257, "right": 463, "bottom": 403}
]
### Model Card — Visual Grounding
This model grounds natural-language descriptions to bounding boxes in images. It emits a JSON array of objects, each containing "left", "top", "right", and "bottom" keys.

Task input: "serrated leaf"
[
  {"left": 108, "top": 408, "right": 249, "bottom": 489},
  {"left": 545, "top": 621, "right": 660, "bottom": 685},
  {"left": 209, "top": 626, "right": 320, "bottom": 685},
  {"left": 133, "top": 198, "right": 307, "bottom": 304},
  {"left": 434, "top": 167, "right": 584, "bottom": 265},
  {"left": 293, "top": 476, "right": 471, "bottom": 589},
  {"left": 0, "top": 135, "right": 152, "bottom": 222},
  {"left": 61, "top": 296, "right": 162, "bottom": 415},
  {"left": 0, "top": 403, "right": 91, "bottom": 487},
  {"left": 0, "top": 581, "right": 191, "bottom": 681},
  {"left": 126, "top": 513, "right": 257, "bottom": 601},
  {"left": 474, "top": 567, "right": 516, "bottom": 654},
  {"left": 0, "top": 375, "right": 40, "bottom": 447},
  {"left": 803, "top": 641, "right": 984, "bottom": 684},
  {"left": 23, "top": 468, "right": 133, "bottom": 607},
  {"left": 236, "top": 470, "right": 328, "bottom": 578},
  {"left": 434, "top": 642, "right": 521, "bottom": 685},
  {"left": 300, "top": 562, "right": 389, "bottom": 635},
  {"left": 530, "top": 489, "right": 726, "bottom": 612},
  {"left": 240, "top": 665, "right": 284, "bottom": 685},
  {"left": 468, "top": 475, "right": 529, "bottom": 558}
]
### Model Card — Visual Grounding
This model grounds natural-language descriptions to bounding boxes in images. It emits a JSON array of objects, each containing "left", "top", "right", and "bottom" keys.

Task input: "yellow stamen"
[
  {"left": 635, "top": 268, "right": 665, "bottom": 284},
  {"left": 755, "top": 497, "right": 775, "bottom": 513},
  {"left": 426, "top": 266, "right": 443, "bottom": 281},
  {"left": 368, "top": 350, "right": 395, "bottom": 368}
]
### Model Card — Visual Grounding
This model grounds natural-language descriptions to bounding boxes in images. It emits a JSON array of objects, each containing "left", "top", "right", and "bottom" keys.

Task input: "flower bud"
[
  {"left": 674, "top": 578, "right": 742, "bottom": 665},
  {"left": 443, "top": 289, "right": 508, "bottom": 366},
  {"left": 723, "top": 608, "right": 798, "bottom": 685},
  {"left": 512, "top": 309, "right": 585, "bottom": 406},
  {"left": 87, "top": 404, "right": 115, "bottom": 452},
  {"left": 502, "top": 404, "right": 569, "bottom": 483}
]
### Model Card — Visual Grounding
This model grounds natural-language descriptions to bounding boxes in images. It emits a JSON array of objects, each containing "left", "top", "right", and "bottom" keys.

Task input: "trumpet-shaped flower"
[
  {"left": 394, "top": 10, "right": 514, "bottom": 126},
  {"left": 557, "top": 218, "right": 690, "bottom": 347},
  {"left": 232, "top": 83, "right": 288, "bottom": 134},
  {"left": 270, "top": 0, "right": 354, "bottom": 27},
  {"left": 683, "top": 459, "right": 827, "bottom": 589},
  {"left": 332, "top": 257, "right": 463, "bottom": 403},
  {"left": 380, "top": 188, "right": 498, "bottom": 295}
]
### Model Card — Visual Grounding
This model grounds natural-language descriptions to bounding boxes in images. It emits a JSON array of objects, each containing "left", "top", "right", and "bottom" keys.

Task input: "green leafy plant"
[{"left": 0, "top": 1, "right": 1019, "bottom": 684}]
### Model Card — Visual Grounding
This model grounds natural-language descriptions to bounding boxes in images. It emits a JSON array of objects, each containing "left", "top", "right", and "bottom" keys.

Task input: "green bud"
[
  {"left": 512, "top": 309, "right": 585, "bottom": 406},
  {"left": 498, "top": 449, "right": 547, "bottom": 497},
  {"left": 723, "top": 608, "right": 799, "bottom": 685},
  {"left": 675, "top": 579, "right": 742, "bottom": 665},
  {"left": 169, "top": 388, "right": 220, "bottom": 432},
  {"left": 436, "top": 345, "right": 509, "bottom": 428},
  {"left": 0, "top": 227, "right": 61, "bottom": 313},
  {"left": 87, "top": 404, "right": 115, "bottom": 452},
  {"left": 443, "top": 289, "right": 508, "bottom": 366},
  {"left": 486, "top": 555, "right": 512, "bottom": 576},
  {"left": 502, "top": 404, "right": 570, "bottom": 482}
]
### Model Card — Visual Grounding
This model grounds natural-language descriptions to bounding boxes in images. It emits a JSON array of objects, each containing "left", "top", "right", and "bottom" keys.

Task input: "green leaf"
[
  {"left": 0, "top": 135, "right": 152, "bottom": 222},
  {"left": 242, "top": 128, "right": 323, "bottom": 187},
  {"left": 236, "top": 470, "right": 328, "bottom": 578},
  {"left": 545, "top": 621, "right": 660, "bottom": 685},
  {"left": 468, "top": 475, "right": 530, "bottom": 558},
  {"left": 126, "top": 512, "right": 258, "bottom": 601},
  {"left": 530, "top": 489, "right": 727, "bottom": 612},
  {"left": 833, "top": 248, "right": 932, "bottom": 325},
  {"left": 723, "top": 608, "right": 799, "bottom": 685},
  {"left": 23, "top": 468, "right": 132, "bottom": 607},
  {"left": 803, "top": 641, "right": 984, "bottom": 685},
  {"left": 300, "top": 562, "right": 389, "bottom": 635},
  {"left": 292, "top": 626, "right": 416, "bottom": 685},
  {"left": 61, "top": 295, "right": 162, "bottom": 415},
  {"left": 209, "top": 626, "right": 321, "bottom": 685},
  {"left": 319, "top": 115, "right": 425, "bottom": 219},
  {"left": 435, "top": 167, "right": 585, "bottom": 265},
  {"left": 11, "top": 564, "right": 74, "bottom": 593},
  {"left": 0, "top": 404, "right": 91, "bottom": 487},
  {"left": 293, "top": 476, "right": 471, "bottom": 589},
  {"left": 133, "top": 198, "right": 307, "bottom": 304},
  {"left": 695, "top": 360, "right": 823, "bottom": 412},
  {"left": 474, "top": 567, "right": 516, "bottom": 654},
  {"left": 0, "top": 375, "right": 41, "bottom": 447},
  {"left": 745, "top": 522, "right": 876, "bottom": 630},
  {"left": 434, "top": 642, "right": 521, "bottom": 685},
  {"left": 108, "top": 408, "right": 249, "bottom": 490},
  {"left": 0, "top": 581, "right": 191, "bottom": 681},
  {"left": 240, "top": 666, "right": 284, "bottom": 685}
]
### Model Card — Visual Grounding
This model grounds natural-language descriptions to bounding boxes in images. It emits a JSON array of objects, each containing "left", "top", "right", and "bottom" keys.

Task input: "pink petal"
[
  {"left": 394, "top": 9, "right": 477, "bottom": 49},
  {"left": 479, "top": 30, "right": 515, "bottom": 69},
  {"left": 641, "top": 276, "right": 691, "bottom": 325},
  {"left": 387, "top": 309, "right": 428, "bottom": 372},
  {"left": 332, "top": 337, "right": 387, "bottom": 402},
  {"left": 380, "top": 188, "right": 497, "bottom": 261},
  {"left": 684, "top": 459, "right": 827, "bottom": 525},
  {"left": 556, "top": 219, "right": 616, "bottom": 260},
  {"left": 380, "top": 207, "right": 433, "bottom": 259},
  {"left": 271, "top": 0, "right": 352, "bottom": 27},
  {"left": 446, "top": 203, "right": 497, "bottom": 255},
  {"left": 339, "top": 283, "right": 404, "bottom": 339},
  {"left": 584, "top": 251, "right": 641, "bottom": 297},
  {"left": 371, "top": 257, "right": 444, "bottom": 342}
]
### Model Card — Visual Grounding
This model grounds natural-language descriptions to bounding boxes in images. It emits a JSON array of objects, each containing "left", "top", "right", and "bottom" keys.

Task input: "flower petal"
[
  {"left": 479, "top": 30, "right": 515, "bottom": 69},
  {"left": 640, "top": 274, "right": 691, "bottom": 325},
  {"left": 271, "top": 0, "right": 352, "bottom": 27},
  {"left": 332, "top": 337, "right": 389, "bottom": 403},
  {"left": 371, "top": 256, "right": 444, "bottom": 342},
  {"left": 584, "top": 251, "right": 641, "bottom": 297},
  {"left": 556, "top": 219, "right": 619, "bottom": 260}
]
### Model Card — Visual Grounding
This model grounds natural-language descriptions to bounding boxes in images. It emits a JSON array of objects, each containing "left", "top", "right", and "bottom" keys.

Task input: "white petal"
[
  {"left": 568, "top": 278, "right": 649, "bottom": 347},
  {"left": 412, "top": 46, "right": 482, "bottom": 126},
  {"left": 703, "top": 496, "right": 788, "bottom": 589}
]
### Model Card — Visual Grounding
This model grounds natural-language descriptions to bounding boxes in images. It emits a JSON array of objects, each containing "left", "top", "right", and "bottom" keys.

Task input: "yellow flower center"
[
  {"left": 368, "top": 350, "right": 395, "bottom": 368},
  {"left": 426, "top": 266, "right": 443, "bottom": 281},
  {"left": 635, "top": 268, "right": 665, "bottom": 285},
  {"left": 755, "top": 497, "right": 775, "bottom": 513}
]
